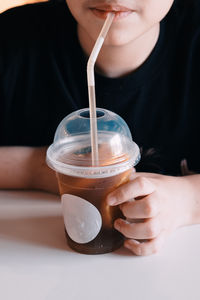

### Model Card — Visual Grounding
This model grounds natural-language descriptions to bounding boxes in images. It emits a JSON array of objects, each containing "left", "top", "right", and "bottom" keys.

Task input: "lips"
[
  {"left": 93, "top": 4, "right": 133, "bottom": 12},
  {"left": 90, "top": 4, "right": 134, "bottom": 20}
]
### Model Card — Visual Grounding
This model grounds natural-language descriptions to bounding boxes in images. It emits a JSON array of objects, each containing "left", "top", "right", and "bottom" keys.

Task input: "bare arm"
[{"left": 0, "top": 146, "right": 58, "bottom": 194}]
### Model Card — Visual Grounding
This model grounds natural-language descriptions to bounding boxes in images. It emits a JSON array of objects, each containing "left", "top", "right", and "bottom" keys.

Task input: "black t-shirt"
[{"left": 0, "top": 0, "right": 200, "bottom": 175}]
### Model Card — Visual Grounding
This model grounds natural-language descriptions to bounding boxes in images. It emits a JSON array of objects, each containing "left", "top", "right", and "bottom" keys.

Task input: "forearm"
[{"left": 0, "top": 146, "right": 58, "bottom": 194}]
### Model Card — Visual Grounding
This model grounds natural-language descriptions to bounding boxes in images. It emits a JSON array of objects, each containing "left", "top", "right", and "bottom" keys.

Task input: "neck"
[{"left": 78, "top": 24, "right": 160, "bottom": 78}]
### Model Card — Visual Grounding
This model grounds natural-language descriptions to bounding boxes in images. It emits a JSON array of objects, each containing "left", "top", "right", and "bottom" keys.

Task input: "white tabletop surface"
[{"left": 0, "top": 190, "right": 200, "bottom": 300}]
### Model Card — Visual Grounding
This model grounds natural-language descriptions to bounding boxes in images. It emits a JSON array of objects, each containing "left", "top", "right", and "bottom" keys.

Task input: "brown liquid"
[{"left": 57, "top": 167, "right": 131, "bottom": 254}]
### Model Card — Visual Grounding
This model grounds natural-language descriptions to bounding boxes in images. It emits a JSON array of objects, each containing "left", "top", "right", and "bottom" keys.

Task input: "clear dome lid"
[{"left": 47, "top": 108, "right": 140, "bottom": 178}]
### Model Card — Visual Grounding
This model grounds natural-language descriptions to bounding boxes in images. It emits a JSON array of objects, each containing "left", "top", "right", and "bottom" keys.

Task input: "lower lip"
[{"left": 90, "top": 8, "right": 133, "bottom": 20}]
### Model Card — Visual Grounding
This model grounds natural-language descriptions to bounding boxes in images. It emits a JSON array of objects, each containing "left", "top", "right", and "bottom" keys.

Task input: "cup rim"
[{"left": 46, "top": 141, "right": 140, "bottom": 178}]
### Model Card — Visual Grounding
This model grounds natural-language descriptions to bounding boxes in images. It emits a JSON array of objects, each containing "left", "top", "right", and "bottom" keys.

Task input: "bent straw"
[{"left": 87, "top": 13, "right": 114, "bottom": 166}]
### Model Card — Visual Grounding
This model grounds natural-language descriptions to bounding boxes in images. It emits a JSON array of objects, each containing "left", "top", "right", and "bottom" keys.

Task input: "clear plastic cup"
[{"left": 46, "top": 108, "right": 140, "bottom": 254}]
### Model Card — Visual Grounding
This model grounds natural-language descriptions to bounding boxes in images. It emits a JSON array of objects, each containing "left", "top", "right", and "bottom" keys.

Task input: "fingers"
[
  {"left": 107, "top": 176, "right": 155, "bottom": 206},
  {"left": 114, "top": 217, "right": 161, "bottom": 239},
  {"left": 120, "top": 193, "right": 161, "bottom": 219},
  {"left": 124, "top": 231, "right": 167, "bottom": 256}
]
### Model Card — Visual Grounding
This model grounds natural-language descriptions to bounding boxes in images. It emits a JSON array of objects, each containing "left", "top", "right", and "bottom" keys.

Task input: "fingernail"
[
  {"left": 124, "top": 243, "right": 132, "bottom": 250},
  {"left": 125, "top": 240, "right": 140, "bottom": 249},
  {"left": 107, "top": 196, "right": 116, "bottom": 206},
  {"left": 129, "top": 169, "right": 136, "bottom": 180},
  {"left": 129, "top": 239, "right": 141, "bottom": 245},
  {"left": 114, "top": 220, "right": 121, "bottom": 231}
]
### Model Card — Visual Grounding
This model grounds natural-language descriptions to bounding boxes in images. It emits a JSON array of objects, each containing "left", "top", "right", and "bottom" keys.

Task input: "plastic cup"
[{"left": 46, "top": 108, "right": 140, "bottom": 254}]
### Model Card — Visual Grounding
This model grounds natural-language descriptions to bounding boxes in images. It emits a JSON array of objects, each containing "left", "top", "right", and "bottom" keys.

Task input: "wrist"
[
  {"left": 167, "top": 175, "right": 193, "bottom": 227},
  {"left": 182, "top": 174, "right": 200, "bottom": 225},
  {"left": 30, "top": 147, "right": 58, "bottom": 194},
  {"left": 165, "top": 175, "right": 199, "bottom": 227}
]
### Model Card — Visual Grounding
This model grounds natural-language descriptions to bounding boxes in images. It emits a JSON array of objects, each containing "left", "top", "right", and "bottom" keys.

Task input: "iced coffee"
[
  {"left": 47, "top": 108, "right": 140, "bottom": 254},
  {"left": 57, "top": 151, "right": 132, "bottom": 254}
]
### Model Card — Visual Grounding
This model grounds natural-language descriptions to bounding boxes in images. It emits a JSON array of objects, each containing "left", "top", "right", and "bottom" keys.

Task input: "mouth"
[{"left": 90, "top": 4, "right": 135, "bottom": 20}]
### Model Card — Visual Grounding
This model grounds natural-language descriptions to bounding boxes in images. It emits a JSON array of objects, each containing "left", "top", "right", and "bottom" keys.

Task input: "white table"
[{"left": 0, "top": 190, "right": 200, "bottom": 300}]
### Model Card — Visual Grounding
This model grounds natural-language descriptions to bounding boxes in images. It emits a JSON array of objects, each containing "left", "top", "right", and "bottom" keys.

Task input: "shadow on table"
[
  {"left": 0, "top": 215, "right": 139, "bottom": 256},
  {"left": 0, "top": 215, "right": 73, "bottom": 252}
]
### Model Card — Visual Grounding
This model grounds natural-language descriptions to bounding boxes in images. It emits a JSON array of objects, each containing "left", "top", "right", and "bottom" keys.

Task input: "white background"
[{"left": 0, "top": 190, "right": 200, "bottom": 300}]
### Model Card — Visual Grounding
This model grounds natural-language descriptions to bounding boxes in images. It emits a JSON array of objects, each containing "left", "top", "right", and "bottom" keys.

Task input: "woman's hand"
[{"left": 106, "top": 172, "right": 196, "bottom": 256}]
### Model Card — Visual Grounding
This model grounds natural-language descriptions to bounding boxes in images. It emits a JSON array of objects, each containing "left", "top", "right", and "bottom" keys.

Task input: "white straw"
[{"left": 87, "top": 13, "right": 114, "bottom": 166}]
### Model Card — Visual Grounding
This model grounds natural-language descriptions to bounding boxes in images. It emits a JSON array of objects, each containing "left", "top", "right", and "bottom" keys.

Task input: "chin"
[{"left": 103, "top": 31, "right": 135, "bottom": 47}]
